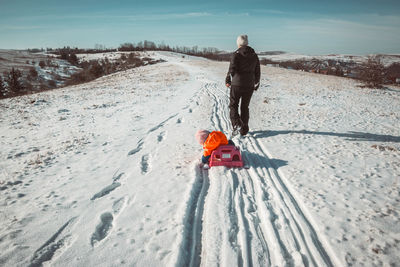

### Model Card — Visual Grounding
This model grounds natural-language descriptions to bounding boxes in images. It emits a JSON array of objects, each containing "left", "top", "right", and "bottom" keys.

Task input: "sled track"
[
  {"left": 242, "top": 136, "right": 335, "bottom": 266},
  {"left": 176, "top": 165, "right": 210, "bottom": 267},
  {"left": 180, "top": 81, "right": 338, "bottom": 266}
]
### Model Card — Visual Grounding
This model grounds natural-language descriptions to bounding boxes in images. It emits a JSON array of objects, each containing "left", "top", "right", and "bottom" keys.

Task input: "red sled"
[{"left": 209, "top": 145, "right": 245, "bottom": 168}]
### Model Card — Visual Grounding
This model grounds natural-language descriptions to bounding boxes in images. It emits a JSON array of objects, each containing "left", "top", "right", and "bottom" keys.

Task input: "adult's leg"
[
  {"left": 239, "top": 89, "right": 253, "bottom": 135},
  {"left": 229, "top": 86, "right": 241, "bottom": 128},
  {"left": 239, "top": 89, "right": 253, "bottom": 126}
]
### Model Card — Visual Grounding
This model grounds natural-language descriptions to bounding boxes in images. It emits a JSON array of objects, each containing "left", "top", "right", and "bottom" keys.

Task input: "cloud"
[
  {"left": 9, "top": 12, "right": 213, "bottom": 22},
  {"left": 0, "top": 25, "right": 44, "bottom": 30},
  {"left": 283, "top": 16, "right": 400, "bottom": 40},
  {"left": 126, "top": 12, "right": 212, "bottom": 21},
  {"left": 252, "top": 9, "right": 289, "bottom": 15}
]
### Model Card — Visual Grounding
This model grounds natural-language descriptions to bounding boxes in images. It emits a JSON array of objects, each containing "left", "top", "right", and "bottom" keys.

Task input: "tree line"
[{"left": 45, "top": 41, "right": 225, "bottom": 61}]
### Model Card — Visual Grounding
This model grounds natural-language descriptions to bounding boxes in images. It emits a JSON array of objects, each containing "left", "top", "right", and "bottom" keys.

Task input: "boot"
[
  {"left": 232, "top": 119, "right": 243, "bottom": 136},
  {"left": 240, "top": 125, "right": 249, "bottom": 136}
]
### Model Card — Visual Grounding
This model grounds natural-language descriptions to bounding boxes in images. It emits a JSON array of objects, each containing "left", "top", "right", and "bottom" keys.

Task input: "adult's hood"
[{"left": 237, "top": 46, "right": 256, "bottom": 57}]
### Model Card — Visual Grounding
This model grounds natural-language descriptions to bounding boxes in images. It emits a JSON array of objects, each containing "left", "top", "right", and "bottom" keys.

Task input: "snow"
[
  {"left": 1, "top": 51, "right": 399, "bottom": 266},
  {"left": 76, "top": 51, "right": 159, "bottom": 63},
  {"left": 77, "top": 52, "right": 128, "bottom": 63},
  {"left": 34, "top": 60, "right": 80, "bottom": 84}
]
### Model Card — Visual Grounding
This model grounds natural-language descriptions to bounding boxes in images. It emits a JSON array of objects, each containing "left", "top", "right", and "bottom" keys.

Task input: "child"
[{"left": 195, "top": 130, "right": 235, "bottom": 168}]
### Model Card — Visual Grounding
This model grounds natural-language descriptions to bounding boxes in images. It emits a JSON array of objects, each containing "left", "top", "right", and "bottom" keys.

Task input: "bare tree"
[
  {"left": 119, "top": 43, "right": 135, "bottom": 51},
  {"left": 94, "top": 44, "right": 106, "bottom": 50}
]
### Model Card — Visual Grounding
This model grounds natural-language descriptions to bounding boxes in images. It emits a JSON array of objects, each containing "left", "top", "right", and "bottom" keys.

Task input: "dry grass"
[{"left": 371, "top": 144, "right": 398, "bottom": 152}]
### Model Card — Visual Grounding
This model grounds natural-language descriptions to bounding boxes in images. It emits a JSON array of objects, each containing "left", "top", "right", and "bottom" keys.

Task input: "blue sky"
[{"left": 1, "top": 0, "right": 399, "bottom": 54}]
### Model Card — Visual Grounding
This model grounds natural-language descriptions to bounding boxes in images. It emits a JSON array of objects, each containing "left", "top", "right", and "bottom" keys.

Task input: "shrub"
[
  {"left": 66, "top": 70, "right": 92, "bottom": 85},
  {"left": 101, "top": 58, "right": 113, "bottom": 75},
  {"left": 0, "top": 76, "right": 6, "bottom": 97},
  {"left": 358, "top": 55, "right": 385, "bottom": 88},
  {"left": 385, "top": 63, "right": 400, "bottom": 83},
  {"left": 28, "top": 67, "right": 38, "bottom": 80},
  {"left": 47, "top": 59, "right": 57, "bottom": 68},
  {"left": 39, "top": 81, "right": 50, "bottom": 90},
  {"left": 66, "top": 61, "right": 103, "bottom": 85},
  {"left": 5, "top": 68, "right": 24, "bottom": 93},
  {"left": 127, "top": 53, "right": 142, "bottom": 65},
  {"left": 69, "top": 53, "right": 79, "bottom": 65},
  {"left": 89, "top": 61, "right": 104, "bottom": 78},
  {"left": 39, "top": 60, "right": 46, "bottom": 68},
  {"left": 23, "top": 81, "right": 33, "bottom": 91},
  {"left": 48, "top": 80, "right": 57, "bottom": 88},
  {"left": 335, "top": 67, "right": 344, "bottom": 76}
]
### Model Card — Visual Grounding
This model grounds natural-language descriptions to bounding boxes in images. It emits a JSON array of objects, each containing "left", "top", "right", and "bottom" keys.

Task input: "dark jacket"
[{"left": 225, "top": 46, "right": 260, "bottom": 89}]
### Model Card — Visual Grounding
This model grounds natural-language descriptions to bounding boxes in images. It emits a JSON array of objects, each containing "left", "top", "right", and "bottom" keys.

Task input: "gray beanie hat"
[{"left": 237, "top": 34, "right": 248, "bottom": 47}]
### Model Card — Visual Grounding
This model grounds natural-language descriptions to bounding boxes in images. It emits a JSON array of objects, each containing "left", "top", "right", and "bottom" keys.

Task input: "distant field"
[
  {"left": 258, "top": 52, "right": 400, "bottom": 67},
  {"left": 0, "top": 49, "right": 80, "bottom": 93},
  {"left": 0, "top": 49, "right": 53, "bottom": 73}
]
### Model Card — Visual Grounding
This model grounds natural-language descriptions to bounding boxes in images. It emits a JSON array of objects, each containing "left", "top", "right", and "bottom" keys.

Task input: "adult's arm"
[
  {"left": 225, "top": 52, "right": 237, "bottom": 85},
  {"left": 253, "top": 54, "right": 261, "bottom": 90},
  {"left": 255, "top": 54, "right": 260, "bottom": 85}
]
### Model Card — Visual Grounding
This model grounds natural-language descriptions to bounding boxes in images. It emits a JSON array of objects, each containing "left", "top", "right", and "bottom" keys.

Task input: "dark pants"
[{"left": 229, "top": 86, "right": 253, "bottom": 133}]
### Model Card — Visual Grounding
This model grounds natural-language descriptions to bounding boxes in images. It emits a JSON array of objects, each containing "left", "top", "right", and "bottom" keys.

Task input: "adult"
[{"left": 225, "top": 34, "right": 260, "bottom": 136}]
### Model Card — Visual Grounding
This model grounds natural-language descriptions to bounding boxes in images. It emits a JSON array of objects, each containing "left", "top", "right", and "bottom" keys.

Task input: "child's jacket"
[{"left": 203, "top": 131, "right": 228, "bottom": 157}]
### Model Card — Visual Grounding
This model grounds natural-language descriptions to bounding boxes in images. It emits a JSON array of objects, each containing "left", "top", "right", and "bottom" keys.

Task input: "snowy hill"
[{"left": 0, "top": 52, "right": 399, "bottom": 266}]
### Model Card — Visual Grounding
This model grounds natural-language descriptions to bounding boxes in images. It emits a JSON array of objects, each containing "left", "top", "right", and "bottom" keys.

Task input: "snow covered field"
[
  {"left": 259, "top": 52, "right": 400, "bottom": 67},
  {"left": 76, "top": 51, "right": 154, "bottom": 63},
  {"left": 0, "top": 52, "right": 399, "bottom": 266}
]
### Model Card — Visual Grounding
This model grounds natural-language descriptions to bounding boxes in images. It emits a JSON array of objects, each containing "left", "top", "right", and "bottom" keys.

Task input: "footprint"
[
  {"left": 112, "top": 173, "right": 124, "bottom": 183},
  {"left": 157, "top": 132, "right": 166, "bottom": 143},
  {"left": 29, "top": 217, "right": 77, "bottom": 266},
  {"left": 128, "top": 140, "right": 144, "bottom": 156},
  {"left": 91, "top": 212, "right": 113, "bottom": 247},
  {"left": 148, "top": 113, "right": 178, "bottom": 133},
  {"left": 112, "top": 197, "right": 128, "bottom": 214},
  {"left": 91, "top": 182, "right": 121, "bottom": 201},
  {"left": 141, "top": 155, "right": 150, "bottom": 174},
  {"left": 0, "top": 230, "right": 23, "bottom": 244},
  {"left": 158, "top": 250, "right": 171, "bottom": 261}
]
